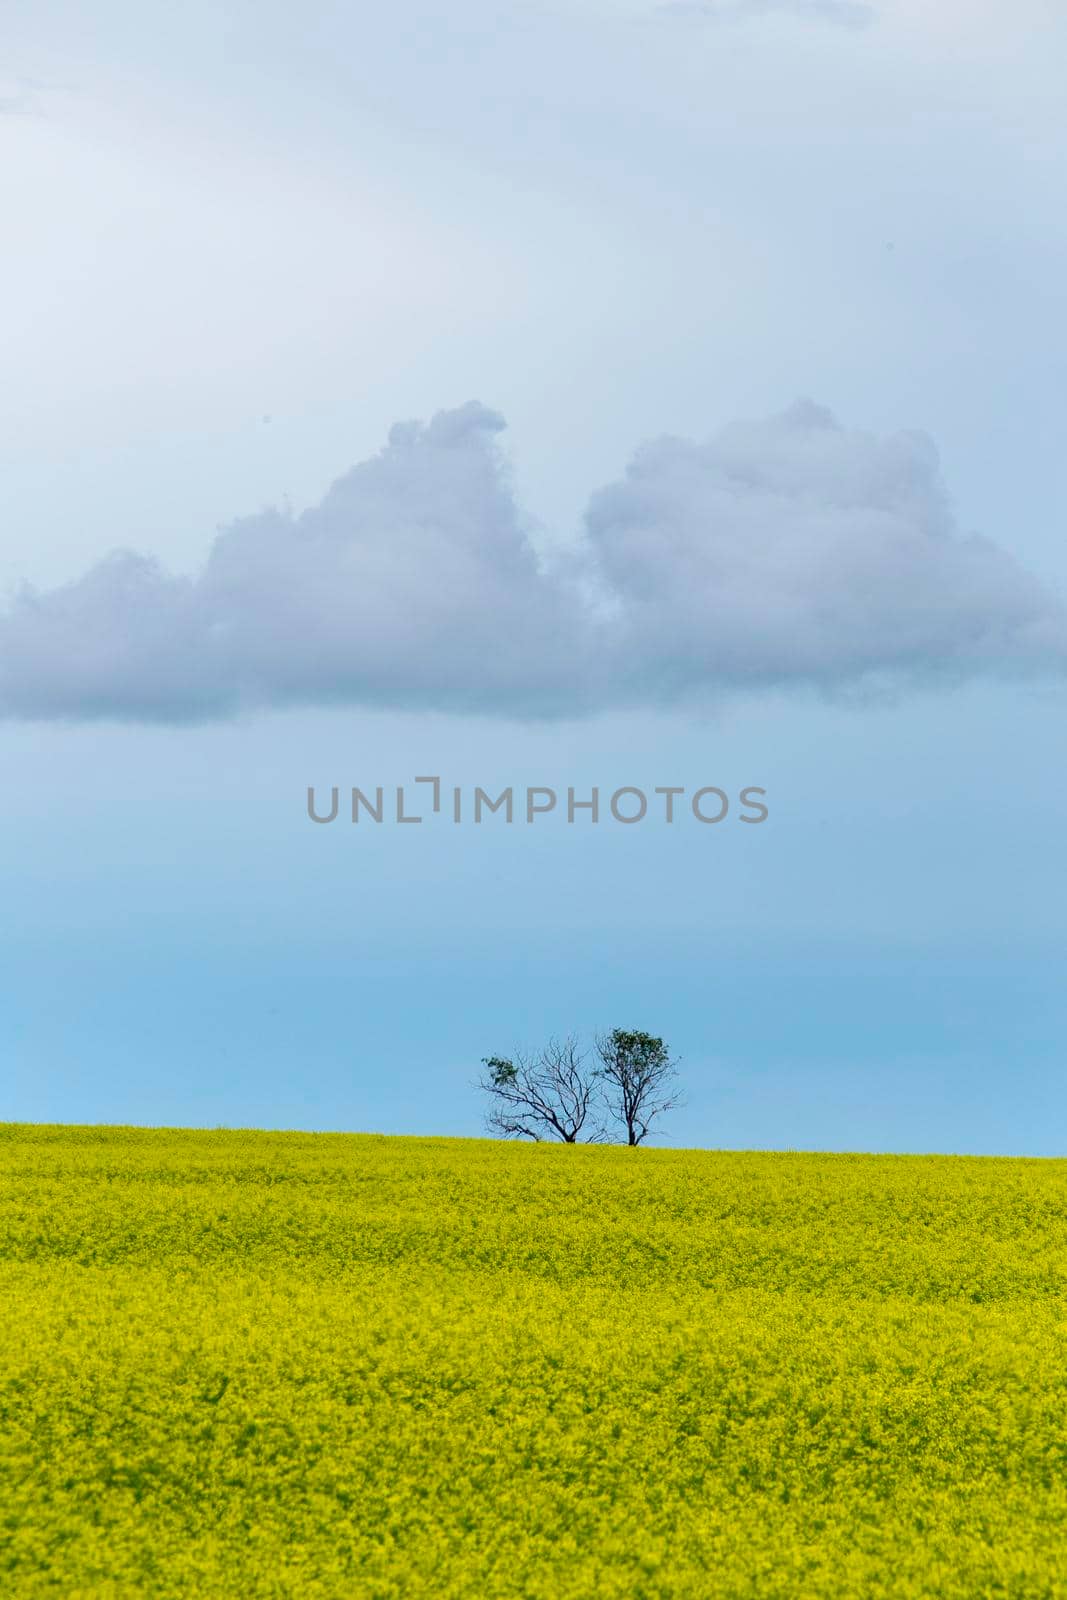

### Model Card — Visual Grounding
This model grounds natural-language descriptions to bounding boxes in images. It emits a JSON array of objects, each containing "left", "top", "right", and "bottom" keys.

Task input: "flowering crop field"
[{"left": 2, "top": 1127, "right": 1067, "bottom": 1597}]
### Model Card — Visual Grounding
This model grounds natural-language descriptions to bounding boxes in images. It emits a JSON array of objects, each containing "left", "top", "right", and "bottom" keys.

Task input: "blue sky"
[{"left": 2, "top": 0, "right": 1066, "bottom": 1150}]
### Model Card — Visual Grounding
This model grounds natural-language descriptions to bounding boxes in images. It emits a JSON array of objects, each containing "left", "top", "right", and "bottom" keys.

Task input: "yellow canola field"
[{"left": 2, "top": 1126, "right": 1067, "bottom": 1598}]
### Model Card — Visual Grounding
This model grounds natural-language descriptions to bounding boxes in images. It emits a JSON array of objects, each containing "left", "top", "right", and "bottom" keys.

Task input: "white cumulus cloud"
[
  {"left": 585, "top": 400, "right": 1063, "bottom": 702},
  {"left": 1, "top": 399, "right": 1063, "bottom": 724}
]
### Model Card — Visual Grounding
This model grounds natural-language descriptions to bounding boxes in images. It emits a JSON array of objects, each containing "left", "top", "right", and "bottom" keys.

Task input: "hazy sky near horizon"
[{"left": 3, "top": 0, "right": 1066, "bottom": 1150}]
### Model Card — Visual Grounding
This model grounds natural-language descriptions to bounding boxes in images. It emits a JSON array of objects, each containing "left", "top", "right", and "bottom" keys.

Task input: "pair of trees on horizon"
[{"left": 479, "top": 1029, "right": 681, "bottom": 1146}]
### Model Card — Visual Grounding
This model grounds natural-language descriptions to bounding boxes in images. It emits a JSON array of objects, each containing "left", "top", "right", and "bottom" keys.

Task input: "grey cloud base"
[{"left": 1, "top": 400, "right": 1063, "bottom": 723}]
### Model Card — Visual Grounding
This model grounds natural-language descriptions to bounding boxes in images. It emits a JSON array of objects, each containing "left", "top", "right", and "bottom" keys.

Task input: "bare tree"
[
  {"left": 595, "top": 1028, "right": 681, "bottom": 1146},
  {"left": 479, "top": 1037, "right": 603, "bottom": 1142}
]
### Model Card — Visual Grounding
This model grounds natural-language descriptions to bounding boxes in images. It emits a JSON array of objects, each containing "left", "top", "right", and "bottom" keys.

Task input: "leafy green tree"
[{"left": 595, "top": 1028, "right": 681, "bottom": 1145}]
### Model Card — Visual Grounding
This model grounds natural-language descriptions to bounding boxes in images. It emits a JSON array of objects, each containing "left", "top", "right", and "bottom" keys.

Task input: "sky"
[{"left": 2, "top": 0, "right": 1066, "bottom": 1151}]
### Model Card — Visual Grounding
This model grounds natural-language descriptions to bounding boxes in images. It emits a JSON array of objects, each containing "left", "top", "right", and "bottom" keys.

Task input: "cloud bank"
[{"left": 2, "top": 399, "right": 1063, "bottom": 723}]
